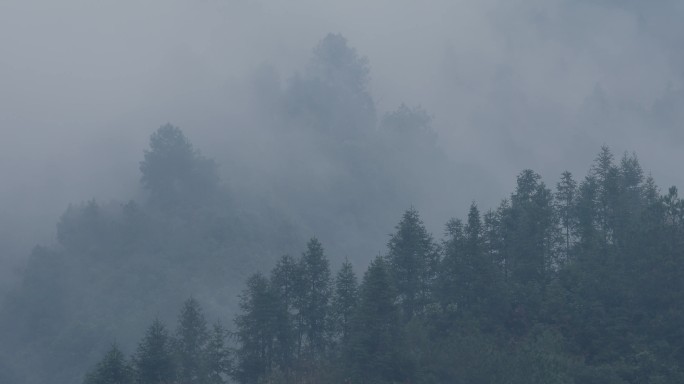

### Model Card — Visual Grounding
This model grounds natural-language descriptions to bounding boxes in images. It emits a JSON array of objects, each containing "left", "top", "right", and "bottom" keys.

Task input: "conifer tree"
[
  {"left": 296, "top": 238, "right": 332, "bottom": 358},
  {"left": 555, "top": 171, "right": 577, "bottom": 258},
  {"left": 387, "top": 208, "right": 439, "bottom": 322},
  {"left": 174, "top": 298, "right": 209, "bottom": 384},
  {"left": 133, "top": 319, "right": 175, "bottom": 384},
  {"left": 270, "top": 255, "right": 300, "bottom": 315},
  {"left": 345, "top": 256, "right": 407, "bottom": 384},
  {"left": 575, "top": 175, "right": 599, "bottom": 253},
  {"left": 332, "top": 259, "right": 358, "bottom": 343},
  {"left": 502, "top": 170, "right": 557, "bottom": 333},
  {"left": 84, "top": 345, "right": 133, "bottom": 384},
  {"left": 233, "top": 273, "right": 288, "bottom": 384},
  {"left": 269, "top": 254, "right": 299, "bottom": 364},
  {"left": 614, "top": 152, "right": 645, "bottom": 251},
  {"left": 591, "top": 146, "right": 617, "bottom": 248},
  {"left": 439, "top": 204, "right": 502, "bottom": 325},
  {"left": 508, "top": 170, "right": 557, "bottom": 282},
  {"left": 139, "top": 124, "right": 218, "bottom": 210},
  {"left": 463, "top": 203, "right": 500, "bottom": 317},
  {"left": 204, "top": 322, "right": 231, "bottom": 384},
  {"left": 437, "top": 218, "right": 465, "bottom": 310}
]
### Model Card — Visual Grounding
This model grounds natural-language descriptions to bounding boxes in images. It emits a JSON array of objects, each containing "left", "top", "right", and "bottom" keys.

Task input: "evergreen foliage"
[
  {"left": 296, "top": 238, "right": 332, "bottom": 358},
  {"left": 345, "top": 256, "right": 407, "bottom": 384},
  {"left": 204, "top": 323, "right": 231, "bottom": 384},
  {"left": 140, "top": 124, "right": 219, "bottom": 210},
  {"left": 233, "top": 273, "right": 289, "bottom": 384},
  {"left": 174, "top": 298, "right": 210, "bottom": 384},
  {"left": 84, "top": 345, "right": 133, "bottom": 384},
  {"left": 331, "top": 259, "right": 358, "bottom": 343},
  {"left": 34, "top": 145, "right": 684, "bottom": 384},
  {"left": 132, "top": 319, "right": 175, "bottom": 384},
  {"left": 387, "top": 208, "right": 440, "bottom": 322}
]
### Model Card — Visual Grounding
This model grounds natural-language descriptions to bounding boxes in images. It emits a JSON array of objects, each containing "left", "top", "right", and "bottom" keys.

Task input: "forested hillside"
[
  {"left": 85, "top": 147, "right": 684, "bottom": 384},
  {"left": 2, "top": 28, "right": 683, "bottom": 384},
  {"left": 0, "top": 35, "right": 463, "bottom": 383},
  {"left": 0, "top": 125, "right": 304, "bottom": 383}
]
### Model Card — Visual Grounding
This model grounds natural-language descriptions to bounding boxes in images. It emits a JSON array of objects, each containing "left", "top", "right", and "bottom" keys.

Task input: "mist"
[
  {"left": 2, "top": 1, "right": 684, "bottom": 383},
  {"left": 3, "top": 0, "right": 683, "bottom": 259}
]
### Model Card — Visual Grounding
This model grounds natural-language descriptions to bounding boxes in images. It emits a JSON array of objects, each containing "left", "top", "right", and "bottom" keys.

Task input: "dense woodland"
[
  {"left": 84, "top": 145, "right": 684, "bottom": 383},
  {"left": 1, "top": 34, "right": 683, "bottom": 384}
]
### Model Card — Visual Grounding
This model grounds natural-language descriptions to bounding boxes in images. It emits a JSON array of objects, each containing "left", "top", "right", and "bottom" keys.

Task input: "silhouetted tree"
[
  {"left": 205, "top": 322, "right": 231, "bottom": 384},
  {"left": 233, "top": 273, "right": 288, "bottom": 384},
  {"left": 387, "top": 208, "right": 440, "bottom": 322},
  {"left": 296, "top": 238, "right": 332, "bottom": 358},
  {"left": 345, "top": 256, "right": 407, "bottom": 384},
  {"left": 555, "top": 171, "right": 577, "bottom": 258},
  {"left": 331, "top": 259, "right": 358, "bottom": 343},
  {"left": 140, "top": 124, "right": 218, "bottom": 210},
  {"left": 84, "top": 345, "right": 133, "bottom": 384},
  {"left": 174, "top": 298, "right": 209, "bottom": 383},
  {"left": 285, "top": 34, "right": 375, "bottom": 139},
  {"left": 133, "top": 319, "right": 175, "bottom": 384}
]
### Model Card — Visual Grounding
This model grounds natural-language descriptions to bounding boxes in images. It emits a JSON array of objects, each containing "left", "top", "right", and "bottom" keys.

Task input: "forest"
[
  {"left": 2, "top": 7, "right": 684, "bottom": 382},
  {"left": 77, "top": 141, "right": 684, "bottom": 384}
]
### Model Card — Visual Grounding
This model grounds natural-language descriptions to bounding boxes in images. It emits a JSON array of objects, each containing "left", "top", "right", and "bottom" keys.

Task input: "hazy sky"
[{"left": 2, "top": 0, "right": 684, "bottom": 270}]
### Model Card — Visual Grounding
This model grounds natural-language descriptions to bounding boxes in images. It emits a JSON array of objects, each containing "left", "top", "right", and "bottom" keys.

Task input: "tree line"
[{"left": 86, "top": 146, "right": 684, "bottom": 383}]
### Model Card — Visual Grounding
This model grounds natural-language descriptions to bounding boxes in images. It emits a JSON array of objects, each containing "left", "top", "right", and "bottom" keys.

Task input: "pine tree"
[
  {"left": 139, "top": 124, "right": 218, "bottom": 209},
  {"left": 387, "top": 208, "right": 439, "bottom": 322},
  {"left": 508, "top": 170, "right": 557, "bottom": 282},
  {"left": 233, "top": 273, "right": 288, "bottom": 384},
  {"left": 174, "top": 298, "right": 209, "bottom": 384},
  {"left": 464, "top": 203, "right": 500, "bottom": 318},
  {"left": 332, "top": 259, "right": 358, "bottom": 343},
  {"left": 575, "top": 175, "right": 599, "bottom": 253},
  {"left": 555, "top": 171, "right": 577, "bottom": 258},
  {"left": 296, "top": 238, "right": 332, "bottom": 358},
  {"left": 614, "top": 152, "right": 645, "bottom": 251},
  {"left": 345, "top": 256, "right": 407, "bottom": 384},
  {"left": 439, "top": 204, "right": 502, "bottom": 325},
  {"left": 205, "top": 322, "right": 231, "bottom": 384},
  {"left": 269, "top": 254, "right": 299, "bottom": 365},
  {"left": 503, "top": 170, "right": 558, "bottom": 334},
  {"left": 84, "top": 344, "right": 133, "bottom": 384},
  {"left": 270, "top": 255, "right": 300, "bottom": 315},
  {"left": 591, "top": 145, "right": 617, "bottom": 248},
  {"left": 132, "top": 319, "right": 175, "bottom": 384},
  {"left": 437, "top": 217, "right": 465, "bottom": 309}
]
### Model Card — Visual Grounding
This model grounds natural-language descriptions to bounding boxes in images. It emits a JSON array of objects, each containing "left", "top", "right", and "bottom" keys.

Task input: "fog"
[
  {"left": 1, "top": 0, "right": 684, "bottom": 381},
  {"left": 3, "top": 0, "right": 684, "bottom": 256}
]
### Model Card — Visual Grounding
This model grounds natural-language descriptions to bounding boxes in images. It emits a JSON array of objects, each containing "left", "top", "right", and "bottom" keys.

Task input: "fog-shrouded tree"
[
  {"left": 331, "top": 259, "right": 358, "bottom": 344},
  {"left": 555, "top": 171, "right": 578, "bottom": 259},
  {"left": 387, "top": 208, "right": 440, "bottom": 322},
  {"left": 345, "top": 256, "right": 408, "bottom": 384},
  {"left": 575, "top": 174, "right": 600, "bottom": 253},
  {"left": 499, "top": 170, "right": 558, "bottom": 334},
  {"left": 233, "top": 273, "right": 289, "bottom": 384},
  {"left": 132, "top": 319, "right": 175, "bottom": 384},
  {"left": 380, "top": 104, "right": 436, "bottom": 152},
  {"left": 204, "top": 322, "right": 231, "bottom": 384},
  {"left": 174, "top": 298, "right": 209, "bottom": 384},
  {"left": 285, "top": 33, "right": 375, "bottom": 139},
  {"left": 83, "top": 345, "right": 133, "bottom": 384},
  {"left": 270, "top": 255, "right": 301, "bottom": 315},
  {"left": 438, "top": 203, "right": 503, "bottom": 329},
  {"left": 139, "top": 124, "right": 219, "bottom": 210},
  {"left": 296, "top": 238, "right": 332, "bottom": 359},
  {"left": 437, "top": 217, "right": 464, "bottom": 307},
  {"left": 269, "top": 254, "right": 299, "bottom": 368},
  {"left": 590, "top": 145, "right": 617, "bottom": 250}
]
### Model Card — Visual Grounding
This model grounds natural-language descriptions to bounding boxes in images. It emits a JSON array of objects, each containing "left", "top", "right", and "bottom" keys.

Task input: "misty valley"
[{"left": 2, "top": 4, "right": 684, "bottom": 383}]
